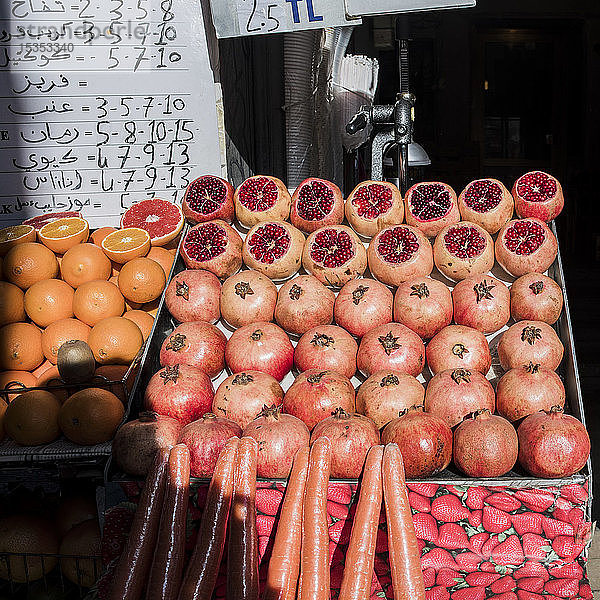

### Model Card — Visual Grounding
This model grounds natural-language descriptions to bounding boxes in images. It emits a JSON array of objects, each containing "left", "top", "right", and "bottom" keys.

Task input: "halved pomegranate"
[
  {"left": 433, "top": 222, "right": 494, "bottom": 282},
  {"left": 242, "top": 221, "right": 304, "bottom": 280},
  {"left": 510, "top": 272, "right": 563, "bottom": 324},
  {"left": 302, "top": 225, "right": 366, "bottom": 287},
  {"left": 344, "top": 180, "right": 404, "bottom": 237},
  {"left": 182, "top": 175, "right": 234, "bottom": 224},
  {"left": 234, "top": 175, "right": 291, "bottom": 227},
  {"left": 513, "top": 171, "right": 564, "bottom": 222},
  {"left": 404, "top": 181, "right": 460, "bottom": 238},
  {"left": 495, "top": 218, "right": 558, "bottom": 277},
  {"left": 457, "top": 178, "right": 514, "bottom": 234},
  {"left": 181, "top": 220, "right": 243, "bottom": 279},
  {"left": 426, "top": 324, "right": 491, "bottom": 375},
  {"left": 367, "top": 225, "right": 433, "bottom": 286},
  {"left": 290, "top": 177, "right": 344, "bottom": 233}
]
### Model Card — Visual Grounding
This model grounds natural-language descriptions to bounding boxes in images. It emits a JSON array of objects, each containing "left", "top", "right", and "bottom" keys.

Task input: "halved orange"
[
  {"left": 0, "top": 225, "right": 36, "bottom": 256},
  {"left": 101, "top": 228, "right": 151, "bottom": 264},
  {"left": 39, "top": 217, "right": 89, "bottom": 254}
]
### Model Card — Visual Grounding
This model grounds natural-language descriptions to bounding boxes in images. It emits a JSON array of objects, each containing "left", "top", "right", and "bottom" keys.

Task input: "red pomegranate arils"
[
  {"left": 377, "top": 227, "right": 420, "bottom": 263},
  {"left": 443, "top": 225, "right": 486, "bottom": 259},
  {"left": 185, "top": 222, "right": 227, "bottom": 260},
  {"left": 247, "top": 223, "right": 290, "bottom": 264},
  {"left": 310, "top": 228, "right": 354, "bottom": 267},
  {"left": 408, "top": 183, "right": 453, "bottom": 221},
  {"left": 187, "top": 177, "right": 228, "bottom": 215},
  {"left": 297, "top": 180, "right": 335, "bottom": 221},
  {"left": 462, "top": 180, "right": 503, "bottom": 212},
  {"left": 516, "top": 171, "right": 558, "bottom": 204},
  {"left": 238, "top": 176, "right": 279, "bottom": 211},
  {"left": 503, "top": 220, "right": 546, "bottom": 255},
  {"left": 352, "top": 183, "right": 393, "bottom": 219}
]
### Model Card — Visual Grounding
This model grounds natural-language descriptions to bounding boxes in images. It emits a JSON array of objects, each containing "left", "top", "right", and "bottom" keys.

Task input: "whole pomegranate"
[
  {"left": 452, "top": 275, "right": 510, "bottom": 334},
  {"left": 393, "top": 277, "right": 453, "bottom": 339},
  {"left": 334, "top": 278, "right": 393, "bottom": 338},
  {"left": 234, "top": 175, "right": 291, "bottom": 227},
  {"left": 457, "top": 178, "right": 514, "bottom": 234},
  {"left": 212, "top": 371, "right": 284, "bottom": 429},
  {"left": 357, "top": 323, "right": 425, "bottom": 378},
  {"left": 182, "top": 175, "right": 234, "bottom": 224},
  {"left": 367, "top": 225, "right": 433, "bottom": 286},
  {"left": 144, "top": 364, "right": 214, "bottom": 425},
  {"left": 290, "top": 177, "right": 344, "bottom": 234},
  {"left": 220, "top": 269, "right": 278, "bottom": 328},
  {"left": 275, "top": 275, "right": 335, "bottom": 336},
  {"left": 517, "top": 406, "right": 590, "bottom": 478},
  {"left": 424, "top": 368, "right": 495, "bottom": 428},
  {"left": 453, "top": 409, "right": 518, "bottom": 477},
  {"left": 381, "top": 405, "right": 452, "bottom": 477},
  {"left": 294, "top": 325, "right": 357, "bottom": 379},
  {"left": 496, "top": 362, "right": 565, "bottom": 422},
  {"left": 497, "top": 320, "right": 563, "bottom": 371},
  {"left": 404, "top": 181, "right": 460, "bottom": 238},
  {"left": 510, "top": 273, "right": 563, "bottom": 325},
  {"left": 311, "top": 408, "right": 380, "bottom": 478},
  {"left": 283, "top": 369, "right": 355, "bottom": 430},
  {"left": 225, "top": 322, "right": 293, "bottom": 382},
  {"left": 178, "top": 413, "right": 241, "bottom": 477},
  {"left": 165, "top": 269, "right": 221, "bottom": 324},
  {"left": 356, "top": 371, "right": 425, "bottom": 429},
  {"left": 242, "top": 405, "right": 310, "bottom": 478},
  {"left": 426, "top": 325, "right": 491, "bottom": 375},
  {"left": 513, "top": 171, "right": 564, "bottom": 222}
]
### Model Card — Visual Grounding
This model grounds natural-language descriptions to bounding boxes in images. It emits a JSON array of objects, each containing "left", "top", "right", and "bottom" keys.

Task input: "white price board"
[{"left": 0, "top": 0, "right": 222, "bottom": 227}]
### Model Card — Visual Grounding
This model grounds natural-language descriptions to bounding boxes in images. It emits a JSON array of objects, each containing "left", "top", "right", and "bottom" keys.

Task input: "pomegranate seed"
[
  {"left": 238, "top": 176, "right": 278, "bottom": 211},
  {"left": 297, "top": 180, "right": 335, "bottom": 221},
  {"left": 503, "top": 220, "right": 546, "bottom": 255},
  {"left": 443, "top": 225, "right": 486, "bottom": 259},
  {"left": 184, "top": 222, "right": 227, "bottom": 259},
  {"left": 377, "top": 226, "right": 419, "bottom": 264},
  {"left": 185, "top": 176, "right": 227, "bottom": 214},
  {"left": 516, "top": 171, "right": 557, "bottom": 203},
  {"left": 409, "top": 183, "right": 452, "bottom": 220},
  {"left": 247, "top": 223, "right": 291, "bottom": 264},
  {"left": 463, "top": 179, "right": 502, "bottom": 213},
  {"left": 351, "top": 183, "right": 393, "bottom": 219},
  {"left": 309, "top": 229, "right": 355, "bottom": 268}
]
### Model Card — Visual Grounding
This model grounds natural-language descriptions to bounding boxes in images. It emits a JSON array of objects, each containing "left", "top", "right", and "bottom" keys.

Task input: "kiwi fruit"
[{"left": 57, "top": 340, "right": 96, "bottom": 384}]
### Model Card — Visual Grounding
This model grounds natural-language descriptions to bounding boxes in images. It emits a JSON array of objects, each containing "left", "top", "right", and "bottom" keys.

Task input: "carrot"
[
  {"left": 178, "top": 437, "right": 239, "bottom": 600},
  {"left": 108, "top": 448, "right": 170, "bottom": 600},
  {"left": 263, "top": 446, "right": 310, "bottom": 600},
  {"left": 382, "top": 443, "right": 425, "bottom": 600},
  {"left": 227, "top": 437, "right": 259, "bottom": 600},
  {"left": 339, "top": 445, "right": 384, "bottom": 600},
  {"left": 298, "top": 436, "right": 331, "bottom": 600}
]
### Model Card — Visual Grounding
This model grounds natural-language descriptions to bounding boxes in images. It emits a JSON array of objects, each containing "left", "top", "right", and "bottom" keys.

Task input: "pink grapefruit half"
[{"left": 120, "top": 198, "right": 184, "bottom": 247}]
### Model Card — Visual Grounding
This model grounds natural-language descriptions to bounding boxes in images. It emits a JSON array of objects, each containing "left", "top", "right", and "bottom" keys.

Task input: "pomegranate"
[
  {"left": 513, "top": 171, "right": 564, "bottom": 222},
  {"left": 160, "top": 321, "right": 226, "bottom": 378},
  {"left": 356, "top": 322, "right": 425, "bottom": 377},
  {"left": 393, "top": 277, "right": 452, "bottom": 339},
  {"left": 426, "top": 325, "right": 491, "bottom": 375},
  {"left": 294, "top": 325, "right": 357, "bottom": 379},
  {"left": 144, "top": 364, "right": 214, "bottom": 425},
  {"left": 220, "top": 269, "right": 277, "bottom": 328},
  {"left": 381, "top": 405, "right": 452, "bottom": 477},
  {"left": 457, "top": 178, "right": 514, "bottom": 234},
  {"left": 283, "top": 369, "right": 355, "bottom": 430},
  {"left": 404, "top": 181, "right": 460, "bottom": 238},
  {"left": 212, "top": 371, "right": 283, "bottom": 429},
  {"left": 452, "top": 275, "right": 510, "bottom": 334},
  {"left": 433, "top": 221, "right": 494, "bottom": 282},
  {"left": 497, "top": 320, "right": 563, "bottom": 371},
  {"left": 181, "top": 220, "right": 243, "bottom": 279},
  {"left": 344, "top": 180, "right": 404, "bottom": 238},
  {"left": 517, "top": 406, "right": 590, "bottom": 478},
  {"left": 311, "top": 408, "right": 380, "bottom": 478},
  {"left": 424, "top": 367, "right": 495, "bottom": 428},
  {"left": 111, "top": 411, "right": 182, "bottom": 476},
  {"left": 165, "top": 269, "right": 221, "bottom": 324},
  {"left": 356, "top": 370, "right": 425, "bottom": 429},
  {"left": 453, "top": 409, "right": 518, "bottom": 477},
  {"left": 302, "top": 225, "right": 367, "bottom": 287},
  {"left": 496, "top": 362, "right": 565, "bottom": 422},
  {"left": 334, "top": 278, "right": 393, "bottom": 338},
  {"left": 178, "top": 413, "right": 242, "bottom": 477},
  {"left": 367, "top": 225, "right": 433, "bottom": 286},
  {"left": 242, "top": 221, "right": 304, "bottom": 280},
  {"left": 234, "top": 175, "right": 291, "bottom": 227},
  {"left": 182, "top": 175, "right": 234, "bottom": 224},
  {"left": 225, "top": 321, "right": 293, "bottom": 381},
  {"left": 242, "top": 405, "right": 310, "bottom": 478},
  {"left": 290, "top": 177, "right": 344, "bottom": 233},
  {"left": 495, "top": 218, "right": 558, "bottom": 277},
  {"left": 510, "top": 272, "right": 563, "bottom": 324},
  {"left": 274, "top": 275, "right": 335, "bottom": 336}
]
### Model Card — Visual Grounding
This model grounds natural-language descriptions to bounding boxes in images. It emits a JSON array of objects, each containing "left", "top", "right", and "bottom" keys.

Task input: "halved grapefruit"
[
  {"left": 120, "top": 198, "right": 184, "bottom": 247},
  {"left": 23, "top": 211, "right": 81, "bottom": 230}
]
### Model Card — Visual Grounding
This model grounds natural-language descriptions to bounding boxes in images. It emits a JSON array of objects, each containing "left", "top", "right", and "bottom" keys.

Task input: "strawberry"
[
  {"left": 542, "top": 516, "right": 574, "bottom": 539},
  {"left": 516, "top": 577, "right": 544, "bottom": 593},
  {"left": 468, "top": 510, "right": 482, "bottom": 528},
  {"left": 490, "top": 575, "right": 517, "bottom": 593},
  {"left": 515, "top": 591, "right": 544, "bottom": 600},
  {"left": 522, "top": 533, "right": 551, "bottom": 561},
  {"left": 567, "top": 507, "right": 584, "bottom": 528},
  {"left": 560, "top": 483, "right": 588, "bottom": 504},
  {"left": 466, "top": 487, "right": 491, "bottom": 510},
  {"left": 488, "top": 594, "right": 518, "bottom": 600},
  {"left": 421, "top": 547, "right": 459, "bottom": 570},
  {"left": 328, "top": 482, "right": 354, "bottom": 505},
  {"left": 101, "top": 504, "right": 135, "bottom": 565},
  {"left": 551, "top": 496, "right": 573, "bottom": 521},
  {"left": 544, "top": 577, "right": 580, "bottom": 597},
  {"left": 423, "top": 566, "right": 437, "bottom": 588},
  {"left": 413, "top": 513, "right": 440, "bottom": 543},
  {"left": 514, "top": 489, "right": 555, "bottom": 512},
  {"left": 481, "top": 535, "right": 501, "bottom": 557},
  {"left": 451, "top": 586, "right": 486, "bottom": 600},
  {"left": 375, "top": 528, "right": 389, "bottom": 553},
  {"left": 481, "top": 560, "right": 497, "bottom": 572},
  {"left": 409, "top": 491, "right": 432, "bottom": 512},
  {"left": 454, "top": 551, "right": 482, "bottom": 572},
  {"left": 513, "top": 561, "right": 549, "bottom": 581},
  {"left": 408, "top": 482, "right": 440, "bottom": 497},
  {"left": 552, "top": 535, "right": 585, "bottom": 559},
  {"left": 491, "top": 535, "right": 524, "bottom": 566},
  {"left": 510, "top": 512, "right": 543, "bottom": 536},
  {"left": 329, "top": 518, "right": 351, "bottom": 545},
  {"left": 447, "top": 485, "right": 466, "bottom": 496},
  {"left": 426, "top": 586, "right": 451, "bottom": 600},
  {"left": 431, "top": 495, "right": 470, "bottom": 523},
  {"left": 579, "top": 581, "right": 593, "bottom": 599},
  {"left": 327, "top": 500, "right": 350, "bottom": 520},
  {"left": 548, "top": 561, "right": 583, "bottom": 579},
  {"left": 465, "top": 572, "right": 501, "bottom": 586},
  {"left": 255, "top": 488, "right": 284, "bottom": 516},
  {"left": 256, "top": 514, "right": 276, "bottom": 536},
  {"left": 483, "top": 506, "right": 512, "bottom": 533},
  {"left": 418, "top": 539, "right": 427, "bottom": 554},
  {"left": 436, "top": 568, "right": 463, "bottom": 587},
  {"left": 469, "top": 532, "right": 489, "bottom": 554},
  {"left": 486, "top": 493, "right": 522, "bottom": 512},
  {"left": 258, "top": 534, "right": 271, "bottom": 559},
  {"left": 437, "top": 523, "right": 470, "bottom": 550}
]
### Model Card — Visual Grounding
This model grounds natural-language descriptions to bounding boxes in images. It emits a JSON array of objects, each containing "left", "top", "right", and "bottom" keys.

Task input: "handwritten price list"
[{"left": 0, "top": 0, "right": 221, "bottom": 226}]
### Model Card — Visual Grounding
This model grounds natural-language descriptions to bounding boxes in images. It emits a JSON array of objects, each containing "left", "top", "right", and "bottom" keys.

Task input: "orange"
[
  {"left": 123, "top": 310, "right": 154, "bottom": 340},
  {"left": 59, "top": 518, "right": 102, "bottom": 587},
  {"left": 38, "top": 217, "right": 89, "bottom": 254},
  {"left": 89, "top": 226, "right": 116, "bottom": 247},
  {"left": 94, "top": 364, "right": 132, "bottom": 403},
  {"left": 118, "top": 257, "right": 166, "bottom": 304},
  {"left": 24, "top": 279, "right": 74, "bottom": 327},
  {"left": 32, "top": 359, "right": 53, "bottom": 380},
  {"left": 4, "top": 389, "right": 61, "bottom": 445},
  {"left": 0, "top": 224, "right": 36, "bottom": 256},
  {"left": 101, "top": 227, "right": 150, "bottom": 264},
  {"left": 3, "top": 242, "right": 59, "bottom": 289},
  {"left": 147, "top": 246, "right": 175, "bottom": 278},
  {"left": 141, "top": 298, "right": 161, "bottom": 316},
  {"left": 0, "top": 322, "right": 44, "bottom": 371},
  {"left": 88, "top": 316, "right": 143, "bottom": 365},
  {"left": 36, "top": 365, "right": 69, "bottom": 404},
  {"left": 59, "top": 387, "right": 124, "bottom": 444},
  {"left": 0, "top": 398, "right": 6, "bottom": 440},
  {"left": 72, "top": 280, "right": 125, "bottom": 326},
  {"left": 0, "top": 281, "right": 26, "bottom": 326},
  {"left": 41, "top": 318, "right": 91, "bottom": 364},
  {"left": 0, "top": 370, "right": 37, "bottom": 403},
  {"left": 60, "top": 243, "right": 111, "bottom": 288}
]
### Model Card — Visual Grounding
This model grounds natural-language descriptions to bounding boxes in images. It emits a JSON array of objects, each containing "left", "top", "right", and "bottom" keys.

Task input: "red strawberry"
[
  {"left": 515, "top": 591, "right": 544, "bottom": 600},
  {"left": 101, "top": 504, "right": 135, "bottom": 565},
  {"left": 486, "top": 493, "right": 522, "bottom": 512},
  {"left": 258, "top": 535, "right": 271, "bottom": 559},
  {"left": 548, "top": 561, "right": 583, "bottom": 579},
  {"left": 327, "top": 500, "right": 350, "bottom": 520},
  {"left": 466, "top": 487, "right": 491, "bottom": 510},
  {"left": 481, "top": 561, "right": 497, "bottom": 572},
  {"left": 413, "top": 513, "right": 440, "bottom": 543},
  {"left": 510, "top": 512, "right": 543, "bottom": 536},
  {"left": 447, "top": 485, "right": 466, "bottom": 496},
  {"left": 481, "top": 535, "right": 501, "bottom": 557},
  {"left": 431, "top": 495, "right": 470, "bottom": 523},
  {"left": 409, "top": 491, "right": 432, "bottom": 512},
  {"left": 491, "top": 535, "right": 524, "bottom": 566},
  {"left": 465, "top": 572, "right": 502, "bottom": 586},
  {"left": 426, "top": 586, "right": 451, "bottom": 600},
  {"left": 451, "top": 586, "right": 486, "bottom": 600},
  {"left": 489, "top": 594, "right": 518, "bottom": 600},
  {"left": 408, "top": 482, "right": 440, "bottom": 497},
  {"left": 437, "top": 523, "right": 470, "bottom": 550},
  {"left": 256, "top": 514, "right": 276, "bottom": 536},
  {"left": 552, "top": 535, "right": 585, "bottom": 559},
  {"left": 423, "top": 566, "right": 437, "bottom": 588},
  {"left": 544, "top": 578, "right": 580, "bottom": 597},
  {"left": 436, "top": 568, "right": 463, "bottom": 587},
  {"left": 560, "top": 483, "right": 588, "bottom": 504},
  {"left": 375, "top": 528, "right": 389, "bottom": 553},
  {"left": 490, "top": 576, "right": 517, "bottom": 593},
  {"left": 579, "top": 581, "right": 593, "bottom": 599},
  {"left": 421, "top": 547, "right": 459, "bottom": 570},
  {"left": 468, "top": 510, "right": 482, "bottom": 528},
  {"left": 522, "top": 533, "right": 551, "bottom": 561},
  {"left": 329, "top": 518, "right": 351, "bottom": 545},
  {"left": 514, "top": 490, "right": 555, "bottom": 512},
  {"left": 483, "top": 506, "right": 512, "bottom": 533},
  {"left": 469, "top": 532, "right": 489, "bottom": 554},
  {"left": 454, "top": 551, "right": 482, "bottom": 572},
  {"left": 516, "top": 577, "right": 544, "bottom": 593},
  {"left": 514, "top": 561, "right": 549, "bottom": 581},
  {"left": 567, "top": 507, "right": 584, "bottom": 528},
  {"left": 551, "top": 496, "right": 573, "bottom": 521},
  {"left": 328, "top": 483, "right": 354, "bottom": 505},
  {"left": 256, "top": 488, "right": 284, "bottom": 516},
  {"left": 542, "top": 516, "right": 574, "bottom": 539},
  {"left": 419, "top": 539, "right": 427, "bottom": 554}
]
